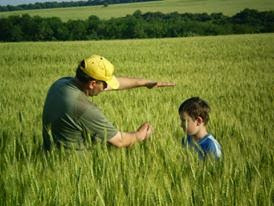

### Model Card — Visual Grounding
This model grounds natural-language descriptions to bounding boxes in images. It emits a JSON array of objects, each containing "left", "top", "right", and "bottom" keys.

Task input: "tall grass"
[{"left": 0, "top": 33, "right": 273, "bottom": 205}]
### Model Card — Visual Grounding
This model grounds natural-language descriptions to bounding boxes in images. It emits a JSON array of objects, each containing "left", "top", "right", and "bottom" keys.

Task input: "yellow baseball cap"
[{"left": 80, "top": 55, "right": 120, "bottom": 89}]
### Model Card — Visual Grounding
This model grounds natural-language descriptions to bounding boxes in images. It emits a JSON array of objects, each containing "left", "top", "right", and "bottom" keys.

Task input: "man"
[{"left": 42, "top": 54, "right": 175, "bottom": 150}]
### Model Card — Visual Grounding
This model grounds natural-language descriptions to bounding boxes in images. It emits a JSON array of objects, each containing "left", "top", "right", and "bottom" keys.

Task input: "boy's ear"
[{"left": 196, "top": 116, "right": 204, "bottom": 125}]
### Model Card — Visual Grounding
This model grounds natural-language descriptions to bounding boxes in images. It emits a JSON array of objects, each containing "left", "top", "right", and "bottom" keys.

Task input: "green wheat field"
[
  {"left": 1, "top": 0, "right": 274, "bottom": 21},
  {"left": 0, "top": 33, "right": 273, "bottom": 205}
]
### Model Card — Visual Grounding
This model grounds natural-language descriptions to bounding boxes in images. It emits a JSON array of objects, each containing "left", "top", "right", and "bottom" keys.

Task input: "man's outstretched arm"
[{"left": 106, "top": 77, "right": 175, "bottom": 91}]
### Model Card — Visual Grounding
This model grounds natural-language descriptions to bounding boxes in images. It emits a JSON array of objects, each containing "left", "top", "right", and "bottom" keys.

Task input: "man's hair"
[
  {"left": 178, "top": 97, "right": 211, "bottom": 125},
  {"left": 75, "top": 60, "right": 95, "bottom": 83}
]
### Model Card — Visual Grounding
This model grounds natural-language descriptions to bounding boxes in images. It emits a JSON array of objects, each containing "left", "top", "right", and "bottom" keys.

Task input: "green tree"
[
  {"left": 66, "top": 20, "right": 88, "bottom": 40},
  {"left": 0, "top": 18, "right": 23, "bottom": 41},
  {"left": 47, "top": 17, "right": 69, "bottom": 40},
  {"left": 86, "top": 15, "right": 101, "bottom": 39},
  {"left": 121, "top": 15, "right": 146, "bottom": 38}
]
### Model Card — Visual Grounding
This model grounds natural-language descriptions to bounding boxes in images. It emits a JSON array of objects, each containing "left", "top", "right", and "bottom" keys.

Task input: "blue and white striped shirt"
[{"left": 182, "top": 134, "right": 222, "bottom": 160}]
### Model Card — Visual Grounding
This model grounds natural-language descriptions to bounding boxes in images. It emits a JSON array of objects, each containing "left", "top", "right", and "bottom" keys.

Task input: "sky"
[{"left": 0, "top": 0, "right": 86, "bottom": 6}]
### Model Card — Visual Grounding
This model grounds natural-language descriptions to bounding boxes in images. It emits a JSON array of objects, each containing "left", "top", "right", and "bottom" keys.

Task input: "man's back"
[{"left": 42, "top": 77, "right": 117, "bottom": 150}]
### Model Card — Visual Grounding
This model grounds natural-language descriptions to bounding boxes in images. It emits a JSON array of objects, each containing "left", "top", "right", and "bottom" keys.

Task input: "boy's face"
[{"left": 179, "top": 112, "right": 200, "bottom": 136}]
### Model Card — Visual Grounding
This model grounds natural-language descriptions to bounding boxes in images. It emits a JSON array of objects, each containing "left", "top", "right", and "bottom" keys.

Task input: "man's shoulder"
[
  {"left": 54, "top": 76, "right": 73, "bottom": 83},
  {"left": 50, "top": 77, "right": 73, "bottom": 90},
  {"left": 74, "top": 95, "right": 102, "bottom": 120}
]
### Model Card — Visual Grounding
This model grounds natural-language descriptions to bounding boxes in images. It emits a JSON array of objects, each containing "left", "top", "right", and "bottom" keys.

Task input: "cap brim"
[{"left": 105, "top": 75, "right": 119, "bottom": 89}]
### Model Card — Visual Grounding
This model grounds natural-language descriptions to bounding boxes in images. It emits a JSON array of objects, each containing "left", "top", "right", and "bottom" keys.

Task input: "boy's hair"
[{"left": 178, "top": 97, "right": 211, "bottom": 125}]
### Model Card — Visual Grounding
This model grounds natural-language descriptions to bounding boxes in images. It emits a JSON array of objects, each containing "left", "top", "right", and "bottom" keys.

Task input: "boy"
[{"left": 178, "top": 97, "right": 222, "bottom": 160}]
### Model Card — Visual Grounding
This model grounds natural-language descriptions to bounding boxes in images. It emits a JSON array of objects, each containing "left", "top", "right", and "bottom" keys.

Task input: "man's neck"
[{"left": 74, "top": 77, "right": 89, "bottom": 96}]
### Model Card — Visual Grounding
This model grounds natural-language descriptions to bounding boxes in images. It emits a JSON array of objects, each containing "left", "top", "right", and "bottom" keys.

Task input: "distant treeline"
[
  {"left": 0, "top": 0, "right": 157, "bottom": 12},
  {"left": 0, "top": 9, "right": 273, "bottom": 42}
]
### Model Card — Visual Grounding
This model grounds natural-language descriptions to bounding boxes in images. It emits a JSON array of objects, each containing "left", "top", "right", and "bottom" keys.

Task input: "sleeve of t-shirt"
[
  {"left": 206, "top": 141, "right": 222, "bottom": 159},
  {"left": 79, "top": 104, "right": 118, "bottom": 141},
  {"left": 182, "top": 135, "right": 192, "bottom": 147}
]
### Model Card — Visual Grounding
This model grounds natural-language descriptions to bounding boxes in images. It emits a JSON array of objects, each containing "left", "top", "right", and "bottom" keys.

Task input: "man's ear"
[
  {"left": 87, "top": 80, "right": 97, "bottom": 89},
  {"left": 196, "top": 116, "right": 204, "bottom": 126}
]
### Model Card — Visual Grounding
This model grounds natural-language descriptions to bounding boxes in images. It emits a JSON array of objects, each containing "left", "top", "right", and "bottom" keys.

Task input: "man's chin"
[{"left": 93, "top": 92, "right": 100, "bottom": 96}]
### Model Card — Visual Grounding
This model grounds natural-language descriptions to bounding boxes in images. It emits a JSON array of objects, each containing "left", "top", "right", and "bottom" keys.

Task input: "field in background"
[
  {"left": 0, "top": 33, "right": 273, "bottom": 205},
  {"left": 1, "top": 0, "right": 274, "bottom": 21}
]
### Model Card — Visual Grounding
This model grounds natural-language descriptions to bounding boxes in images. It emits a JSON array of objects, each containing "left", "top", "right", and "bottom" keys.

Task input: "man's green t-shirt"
[{"left": 42, "top": 77, "right": 118, "bottom": 150}]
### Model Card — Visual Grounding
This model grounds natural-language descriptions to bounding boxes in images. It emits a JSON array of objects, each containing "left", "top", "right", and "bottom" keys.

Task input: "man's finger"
[{"left": 156, "top": 82, "right": 176, "bottom": 87}]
